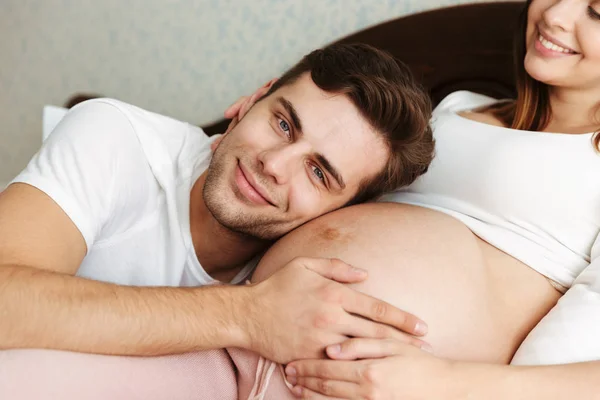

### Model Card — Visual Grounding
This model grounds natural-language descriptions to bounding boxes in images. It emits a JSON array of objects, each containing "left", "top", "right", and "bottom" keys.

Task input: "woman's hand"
[
  {"left": 285, "top": 338, "right": 464, "bottom": 400},
  {"left": 211, "top": 77, "right": 278, "bottom": 152},
  {"left": 223, "top": 78, "right": 278, "bottom": 121}
]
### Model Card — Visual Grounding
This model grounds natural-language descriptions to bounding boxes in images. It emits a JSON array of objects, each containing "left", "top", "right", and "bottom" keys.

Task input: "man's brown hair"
[{"left": 262, "top": 43, "right": 435, "bottom": 205}]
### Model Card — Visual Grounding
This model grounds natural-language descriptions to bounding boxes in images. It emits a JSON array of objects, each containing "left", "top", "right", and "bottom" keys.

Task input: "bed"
[
  {"left": 64, "top": 1, "right": 524, "bottom": 137},
  {"left": 11, "top": 2, "right": 600, "bottom": 398}
]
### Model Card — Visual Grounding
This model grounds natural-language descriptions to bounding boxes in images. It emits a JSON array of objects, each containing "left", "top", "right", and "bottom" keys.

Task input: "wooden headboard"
[
  {"left": 65, "top": 1, "right": 525, "bottom": 136},
  {"left": 336, "top": 1, "right": 523, "bottom": 103},
  {"left": 200, "top": 1, "right": 524, "bottom": 135}
]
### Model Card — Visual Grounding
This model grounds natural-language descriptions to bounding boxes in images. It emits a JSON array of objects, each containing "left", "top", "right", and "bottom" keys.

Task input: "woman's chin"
[{"left": 524, "top": 60, "right": 558, "bottom": 86}]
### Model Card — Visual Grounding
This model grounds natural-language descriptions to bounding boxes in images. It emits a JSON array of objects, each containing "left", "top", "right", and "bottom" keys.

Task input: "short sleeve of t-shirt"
[{"left": 10, "top": 100, "right": 155, "bottom": 252}]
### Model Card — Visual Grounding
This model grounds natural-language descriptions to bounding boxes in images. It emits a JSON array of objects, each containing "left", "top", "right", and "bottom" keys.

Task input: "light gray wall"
[{"left": 0, "top": 0, "right": 521, "bottom": 185}]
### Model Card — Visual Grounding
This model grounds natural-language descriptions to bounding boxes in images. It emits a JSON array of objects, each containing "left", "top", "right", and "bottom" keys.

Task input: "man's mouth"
[{"left": 235, "top": 161, "right": 275, "bottom": 206}]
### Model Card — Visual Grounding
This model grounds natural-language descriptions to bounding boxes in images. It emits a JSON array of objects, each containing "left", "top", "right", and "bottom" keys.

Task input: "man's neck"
[{"left": 189, "top": 173, "right": 271, "bottom": 276}]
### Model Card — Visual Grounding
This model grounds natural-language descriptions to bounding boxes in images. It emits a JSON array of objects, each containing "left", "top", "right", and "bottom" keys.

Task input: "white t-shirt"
[
  {"left": 11, "top": 99, "right": 256, "bottom": 287},
  {"left": 381, "top": 91, "right": 600, "bottom": 289}
]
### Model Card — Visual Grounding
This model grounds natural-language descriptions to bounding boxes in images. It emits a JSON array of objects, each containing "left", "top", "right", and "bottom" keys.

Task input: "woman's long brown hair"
[{"left": 487, "top": 0, "right": 600, "bottom": 151}]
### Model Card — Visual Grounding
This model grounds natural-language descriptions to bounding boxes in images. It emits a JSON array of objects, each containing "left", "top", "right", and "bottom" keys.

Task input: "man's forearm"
[
  {"left": 461, "top": 360, "right": 600, "bottom": 399},
  {"left": 0, "top": 265, "right": 251, "bottom": 355}
]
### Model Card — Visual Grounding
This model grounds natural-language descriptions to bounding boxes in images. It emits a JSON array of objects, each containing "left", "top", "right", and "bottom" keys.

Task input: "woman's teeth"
[{"left": 538, "top": 35, "right": 575, "bottom": 54}]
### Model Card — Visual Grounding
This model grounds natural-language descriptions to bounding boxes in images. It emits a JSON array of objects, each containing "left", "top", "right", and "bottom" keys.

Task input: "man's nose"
[{"left": 258, "top": 143, "right": 309, "bottom": 185}]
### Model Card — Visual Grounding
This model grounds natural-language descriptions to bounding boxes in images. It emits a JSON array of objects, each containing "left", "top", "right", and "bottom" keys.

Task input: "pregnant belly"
[{"left": 253, "top": 202, "right": 562, "bottom": 364}]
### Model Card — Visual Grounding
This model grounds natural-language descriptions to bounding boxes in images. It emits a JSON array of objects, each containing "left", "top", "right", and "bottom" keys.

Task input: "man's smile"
[{"left": 235, "top": 160, "right": 275, "bottom": 206}]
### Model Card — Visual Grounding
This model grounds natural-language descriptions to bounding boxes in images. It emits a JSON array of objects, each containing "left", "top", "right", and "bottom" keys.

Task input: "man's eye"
[
  {"left": 278, "top": 118, "right": 291, "bottom": 138},
  {"left": 311, "top": 164, "right": 325, "bottom": 183}
]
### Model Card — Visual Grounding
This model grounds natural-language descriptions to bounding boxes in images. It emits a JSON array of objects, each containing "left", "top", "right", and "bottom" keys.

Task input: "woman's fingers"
[
  {"left": 238, "top": 95, "right": 255, "bottom": 119},
  {"left": 286, "top": 359, "right": 363, "bottom": 382},
  {"left": 337, "top": 318, "right": 429, "bottom": 358},
  {"left": 223, "top": 96, "right": 249, "bottom": 119},
  {"left": 223, "top": 79, "right": 276, "bottom": 120},
  {"left": 326, "top": 337, "right": 433, "bottom": 360},
  {"left": 292, "top": 378, "right": 359, "bottom": 399}
]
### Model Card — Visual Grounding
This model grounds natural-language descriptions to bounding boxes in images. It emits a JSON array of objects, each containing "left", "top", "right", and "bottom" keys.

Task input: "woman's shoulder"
[
  {"left": 434, "top": 90, "right": 502, "bottom": 113},
  {"left": 457, "top": 109, "right": 507, "bottom": 127},
  {"left": 434, "top": 91, "right": 509, "bottom": 128}
]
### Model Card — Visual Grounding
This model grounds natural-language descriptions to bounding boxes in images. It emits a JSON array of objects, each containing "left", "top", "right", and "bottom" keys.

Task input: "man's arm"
[
  {"left": 0, "top": 184, "right": 426, "bottom": 361},
  {"left": 0, "top": 264, "right": 252, "bottom": 355},
  {"left": 0, "top": 99, "right": 255, "bottom": 355},
  {"left": 0, "top": 183, "right": 250, "bottom": 355}
]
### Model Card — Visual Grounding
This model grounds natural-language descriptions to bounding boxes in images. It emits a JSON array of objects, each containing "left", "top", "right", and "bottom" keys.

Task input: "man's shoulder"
[
  {"left": 71, "top": 98, "right": 194, "bottom": 137},
  {"left": 72, "top": 98, "right": 212, "bottom": 174}
]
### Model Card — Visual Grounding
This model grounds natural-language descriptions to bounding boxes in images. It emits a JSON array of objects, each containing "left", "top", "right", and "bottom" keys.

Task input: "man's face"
[{"left": 203, "top": 73, "right": 389, "bottom": 240}]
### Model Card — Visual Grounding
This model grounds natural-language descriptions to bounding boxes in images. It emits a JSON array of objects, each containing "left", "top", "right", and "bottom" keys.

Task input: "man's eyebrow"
[
  {"left": 276, "top": 96, "right": 346, "bottom": 190},
  {"left": 315, "top": 153, "right": 346, "bottom": 190},
  {"left": 276, "top": 96, "right": 303, "bottom": 134}
]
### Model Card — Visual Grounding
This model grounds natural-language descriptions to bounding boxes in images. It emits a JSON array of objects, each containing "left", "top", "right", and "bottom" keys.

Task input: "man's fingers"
[
  {"left": 292, "top": 378, "right": 359, "bottom": 399},
  {"left": 342, "top": 291, "right": 427, "bottom": 336},
  {"left": 326, "top": 338, "right": 433, "bottom": 360},
  {"left": 336, "top": 319, "right": 430, "bottom": 358},
  {"left": 286, "top": 359, "right": 363, "bottom": 383},
  {"left": 299, "top": 257, "right": 368, "bottom": 284}
]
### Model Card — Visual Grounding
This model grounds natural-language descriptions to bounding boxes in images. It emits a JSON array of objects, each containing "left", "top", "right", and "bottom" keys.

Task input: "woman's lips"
[{"left": 535, "top": 30, "right": 578, "bottom": 57}]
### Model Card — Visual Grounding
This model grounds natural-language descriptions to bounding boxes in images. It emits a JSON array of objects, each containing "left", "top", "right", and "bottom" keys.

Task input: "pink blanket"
[{"left": 0, "top": 348, "right": 294, "bottom": 399}]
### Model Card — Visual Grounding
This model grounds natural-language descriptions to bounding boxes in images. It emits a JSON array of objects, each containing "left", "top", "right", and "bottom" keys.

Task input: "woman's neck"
[{"left": 546, "top": 87, "right": 600, "bottom": 134}]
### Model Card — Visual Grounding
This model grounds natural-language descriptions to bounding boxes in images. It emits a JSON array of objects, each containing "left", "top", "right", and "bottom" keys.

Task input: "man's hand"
[
  {"left": 241, "top": 257, "right": 429, "bottom": 364},
  {"left": 285, "top": 338, "right": 458, "bottom": 399}
]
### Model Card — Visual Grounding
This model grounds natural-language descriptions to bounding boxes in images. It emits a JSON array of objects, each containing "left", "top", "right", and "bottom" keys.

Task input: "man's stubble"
[{"left": 202, "top": 139, "right": 292, "bottom": 241}]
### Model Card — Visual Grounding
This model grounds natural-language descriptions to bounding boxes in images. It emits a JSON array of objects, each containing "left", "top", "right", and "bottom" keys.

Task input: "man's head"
[{"left": 204, "top": 43, "right": 434, "bottom": 240}]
